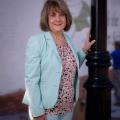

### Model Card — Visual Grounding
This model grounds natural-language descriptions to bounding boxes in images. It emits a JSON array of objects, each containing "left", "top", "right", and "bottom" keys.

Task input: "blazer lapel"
[
  {"left": 44, "top": 31, "right": 79, "bottom": 69},
  {"left": 63, "top": 32, "right": 79, "bottom": 69},
  {"left": 44, "top": 32, "right": 61, "bottom": 62}
]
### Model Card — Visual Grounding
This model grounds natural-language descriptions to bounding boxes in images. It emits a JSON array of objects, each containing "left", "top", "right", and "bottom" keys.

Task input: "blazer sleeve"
[
  {"left": 77, "top": 50, "right": 86, "bottom": 67},
  {"left": 64, "top": 33, "right": 86, "bottom": 68},
  {"left": 25, "top": 36, "right": 45, "bottom": 117}
]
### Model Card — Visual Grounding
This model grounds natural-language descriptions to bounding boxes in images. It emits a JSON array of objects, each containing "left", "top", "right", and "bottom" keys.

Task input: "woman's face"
[{"left": 48, "top": 9, "right": 66, "bottom": 33}]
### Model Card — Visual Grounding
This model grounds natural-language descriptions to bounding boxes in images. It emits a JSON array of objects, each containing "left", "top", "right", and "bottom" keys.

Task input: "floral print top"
[{"left": 46, "top": 42, "right": 77, "bottom": 115}]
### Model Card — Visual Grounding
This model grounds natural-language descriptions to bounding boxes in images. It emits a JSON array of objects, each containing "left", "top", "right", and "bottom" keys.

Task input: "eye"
[{"left": 59, "top": 13, "right": 65, "bottom": 16}]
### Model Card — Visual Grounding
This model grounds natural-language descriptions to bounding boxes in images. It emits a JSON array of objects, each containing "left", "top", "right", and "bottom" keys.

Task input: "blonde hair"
[{"left": 40, "top": 0, "right": 72, "bottom": 31}]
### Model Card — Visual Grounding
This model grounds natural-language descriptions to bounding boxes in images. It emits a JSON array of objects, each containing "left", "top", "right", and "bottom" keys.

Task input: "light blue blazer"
[{"left": 22, "top": 31, "right": 86, "bottom": 117}]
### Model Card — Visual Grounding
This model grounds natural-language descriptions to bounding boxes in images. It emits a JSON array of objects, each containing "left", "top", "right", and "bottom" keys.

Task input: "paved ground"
[
  {"left": 0, "top": 113, "right": 119, "bottom": 120},
  {"left": 0, "top": 109, "right": 119, "bottom": 120},
  {"left": 0, "top": 113, "right": 29, "bottom": 120},
  {"left": 111, "top": 90, "right": 120, "bottom": 119}
]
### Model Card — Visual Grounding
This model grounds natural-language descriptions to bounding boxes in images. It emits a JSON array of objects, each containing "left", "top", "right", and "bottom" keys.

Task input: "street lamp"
[{"left": 84, "top": 0, "right": 113, "bottom": 120}]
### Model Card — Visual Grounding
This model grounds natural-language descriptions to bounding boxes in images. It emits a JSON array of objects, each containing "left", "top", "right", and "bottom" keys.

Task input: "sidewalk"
[
  {"left": 111, "top": 90, "right": 120, "bottom": 120},
  {"left": 0, "top": 112, "right": 119, "bottom": 120}
]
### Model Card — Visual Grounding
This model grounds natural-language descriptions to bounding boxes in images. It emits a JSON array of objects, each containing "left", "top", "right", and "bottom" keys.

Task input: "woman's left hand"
[{"left": 83, "top": 32, "right": 96, "bottom": 53}]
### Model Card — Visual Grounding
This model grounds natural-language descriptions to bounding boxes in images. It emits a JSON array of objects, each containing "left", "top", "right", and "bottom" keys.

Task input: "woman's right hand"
[{"left": 33, "top": 115, "right": 46, "bottom": 120}]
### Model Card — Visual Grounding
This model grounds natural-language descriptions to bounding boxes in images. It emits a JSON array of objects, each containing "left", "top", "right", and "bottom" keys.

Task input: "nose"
[{"left": 56, "top": 15, "right": 61, "bottom": 21}]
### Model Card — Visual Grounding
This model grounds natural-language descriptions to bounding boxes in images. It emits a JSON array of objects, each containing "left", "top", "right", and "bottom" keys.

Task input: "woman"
[{"left": 22, "top": 0, "right": 95, "bottom": 120}]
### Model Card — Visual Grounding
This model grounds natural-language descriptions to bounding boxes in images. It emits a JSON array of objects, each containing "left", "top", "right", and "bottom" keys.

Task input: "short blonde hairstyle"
[{"left": 40, "top": 0, "right": 72, "bottom": 31}]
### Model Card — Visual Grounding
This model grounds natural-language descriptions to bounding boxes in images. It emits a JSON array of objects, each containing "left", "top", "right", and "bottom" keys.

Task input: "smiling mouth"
[{"left": 54, "top": 24, "right": 62, "bottom": 26}]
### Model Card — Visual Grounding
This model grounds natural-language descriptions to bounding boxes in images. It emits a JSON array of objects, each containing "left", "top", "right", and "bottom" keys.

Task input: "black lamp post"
[{"left": 84, "top": 0, "right": 113, "bottom": 120}]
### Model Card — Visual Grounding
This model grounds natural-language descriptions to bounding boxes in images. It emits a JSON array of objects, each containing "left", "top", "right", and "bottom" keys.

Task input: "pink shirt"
[{"left": 46, "top": 43, "right": 77, "bottom": 115}]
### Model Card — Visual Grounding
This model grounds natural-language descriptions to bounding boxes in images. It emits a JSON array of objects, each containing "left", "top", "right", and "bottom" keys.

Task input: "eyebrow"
[{"left": 49, "top": 7, "right": 64, "bottom": 14}]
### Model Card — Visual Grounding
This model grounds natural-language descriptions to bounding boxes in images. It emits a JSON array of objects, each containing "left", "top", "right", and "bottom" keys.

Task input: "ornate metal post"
[{"left": 84, "top": 0, "right": 113, "bottom": 120}]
